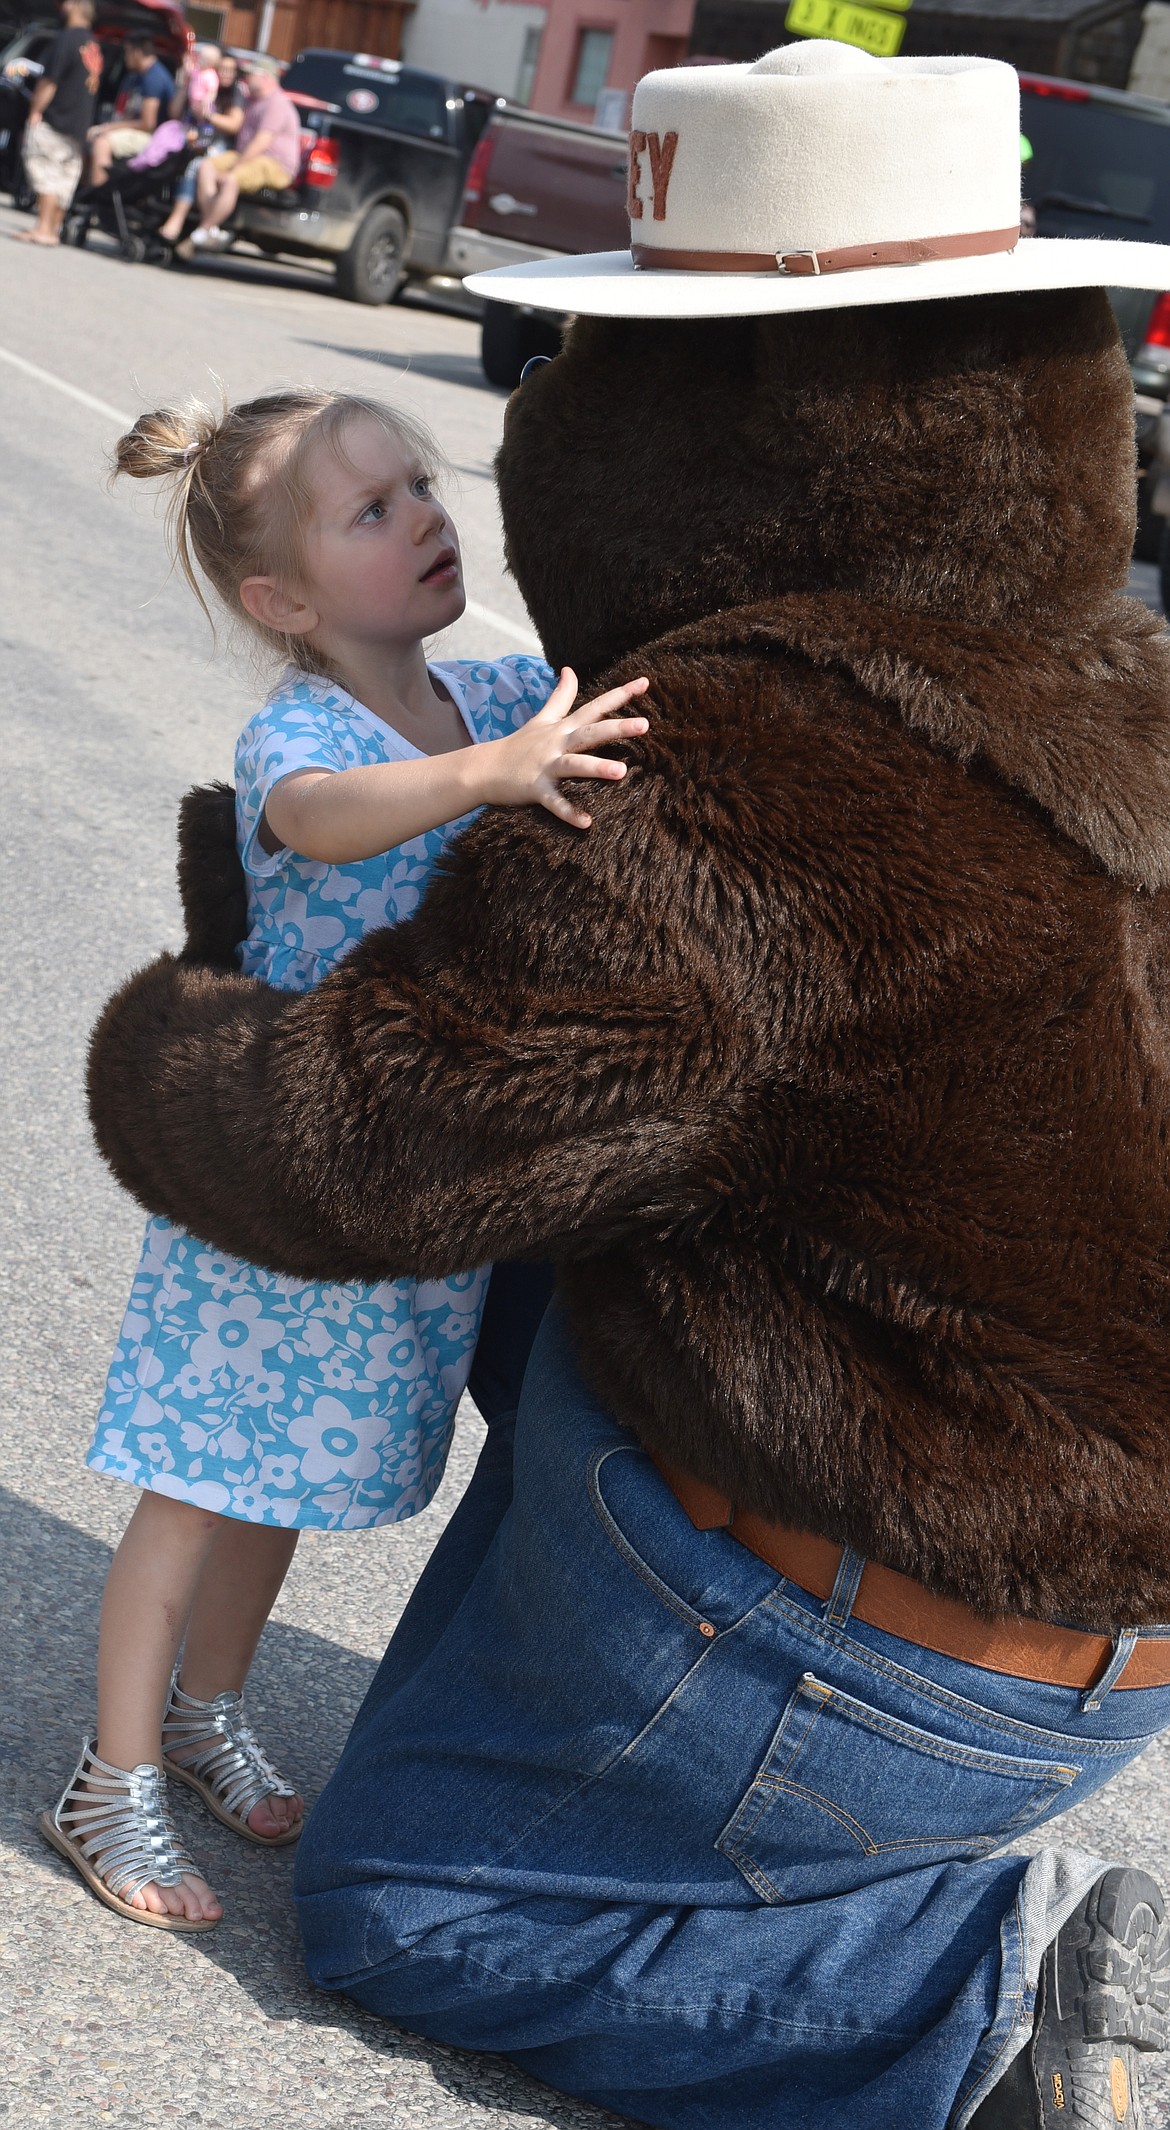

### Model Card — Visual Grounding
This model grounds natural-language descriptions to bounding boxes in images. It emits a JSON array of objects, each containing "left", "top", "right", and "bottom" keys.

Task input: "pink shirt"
[{"left": 239, "top": 86, "right": 300, "bottom": 183}]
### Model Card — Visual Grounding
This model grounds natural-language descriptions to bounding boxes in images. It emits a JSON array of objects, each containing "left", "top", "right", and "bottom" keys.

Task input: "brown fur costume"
[{"left": 89, "top": 286, "right": 1170, "bottom": 1630}]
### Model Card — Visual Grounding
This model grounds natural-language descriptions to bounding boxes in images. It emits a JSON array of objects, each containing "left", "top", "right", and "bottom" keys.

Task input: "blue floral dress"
[{"left": 87, "top": 655, "right": 554, "bottom": 1529}]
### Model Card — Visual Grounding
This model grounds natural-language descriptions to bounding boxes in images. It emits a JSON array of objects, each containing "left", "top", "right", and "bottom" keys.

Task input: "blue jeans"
[
  {"left": 296, "top": 1302, "right": 1170, "bottom": 2129},
  {"left": 171, "top": 156, "right": 201, "bottom": 205}
]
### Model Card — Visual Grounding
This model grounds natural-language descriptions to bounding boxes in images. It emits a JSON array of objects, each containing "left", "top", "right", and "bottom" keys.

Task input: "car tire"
[
  {"left": 336, "top": 204, "right": 407, "bottom": 304},
  {"left": 480, "top": 301, "right": 562, "bottom": 389}
]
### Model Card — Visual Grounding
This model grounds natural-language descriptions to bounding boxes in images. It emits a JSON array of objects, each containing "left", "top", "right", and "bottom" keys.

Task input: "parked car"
[
  {"left": 443, "top": 104, "right": 628, "bottom": 386},
  {"left": 0, "top": 0, "right": 189, "bottom": 207},
  {"left": 1020, "top": 72, "right": 1170, "bottom": 561},
  {"left": 220, "top": 48, "right": 501, "bottom": 304}
]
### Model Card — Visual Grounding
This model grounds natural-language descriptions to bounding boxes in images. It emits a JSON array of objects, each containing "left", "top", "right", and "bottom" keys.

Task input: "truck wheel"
[
  {"left": 336, "top": 204, "right": 407, "bottom": 304},
  {"left": 480, "top": 301, "right": 562, "bottom": 389}
]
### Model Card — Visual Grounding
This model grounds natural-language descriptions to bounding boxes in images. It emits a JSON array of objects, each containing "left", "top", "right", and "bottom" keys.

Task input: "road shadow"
[
  {"left": 76, "top": 233, "right": 479, "bottom": 324},
  {"left": 171, "top": 246, "right": 482, "bottom": 323},
  {"left": 297, "top": 336, "right": 505, "bottom": 396},
  {"left": 78, "top": 232, "right": 338, "bottom": 301},
  {"left": 0, "top": 1484, "right": 619, "bottom": 2130}
]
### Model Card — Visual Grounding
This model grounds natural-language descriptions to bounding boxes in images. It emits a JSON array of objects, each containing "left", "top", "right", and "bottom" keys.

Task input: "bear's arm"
[{"left": 87, "top": 748, "right": 751, "bottom": 1284}]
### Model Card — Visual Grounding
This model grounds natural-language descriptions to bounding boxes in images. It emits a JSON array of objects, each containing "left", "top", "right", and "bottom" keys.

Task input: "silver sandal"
[
  {"left": 162, "top": 1678, "right": 302, "bottom": 1847},
  {"left": 38, "top": 1734, "right": 218, "bottom": 1933}
]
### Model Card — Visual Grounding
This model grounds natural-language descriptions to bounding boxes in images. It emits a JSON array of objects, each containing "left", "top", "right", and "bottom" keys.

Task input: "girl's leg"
[
  {"left": 172, "top": 1522, "right": 302, "bottom": 1838},
  {"left": 158, "top": 161, "right": 200, "bottom": 243},
  {"left": 95, "top": 1490, "right": 225, "bottom": 1922}
]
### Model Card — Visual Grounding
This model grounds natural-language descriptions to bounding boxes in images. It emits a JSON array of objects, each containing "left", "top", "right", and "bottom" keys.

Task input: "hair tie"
[{"left": 182, "top": 439, "right": 205, "bottom": 465}]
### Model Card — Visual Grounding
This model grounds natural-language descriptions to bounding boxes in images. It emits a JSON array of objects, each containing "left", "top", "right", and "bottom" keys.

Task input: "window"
[
  {"left": 186, "top": 6, "right": 227, "bottom": 44},
  {"left": 1020, "top": 90, "right": 1170, "bottom": 238},
  {"left": 280, "top": 54, "right": 451, "bottom": 139},
  {"left": 514, "top": 24, "right": 543, "bottom": 107},
  {"left": 570, "top": 27, "right": 614, "bottom": 110}
]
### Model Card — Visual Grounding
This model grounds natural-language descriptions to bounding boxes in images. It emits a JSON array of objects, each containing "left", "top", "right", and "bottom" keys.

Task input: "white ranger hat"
[{"left": 465, "top": 38, "right": 1170, "bottom": 318}]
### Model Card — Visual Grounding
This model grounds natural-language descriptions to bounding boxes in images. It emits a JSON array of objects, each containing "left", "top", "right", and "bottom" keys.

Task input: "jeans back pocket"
[{"left": 716, "top": 1673, "right": 1079, "bottom": 1903}]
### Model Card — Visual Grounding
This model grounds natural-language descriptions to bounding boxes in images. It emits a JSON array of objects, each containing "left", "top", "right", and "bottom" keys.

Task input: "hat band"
[{"left": 632, "top": 226, "right": 1021, "bottom": 276}]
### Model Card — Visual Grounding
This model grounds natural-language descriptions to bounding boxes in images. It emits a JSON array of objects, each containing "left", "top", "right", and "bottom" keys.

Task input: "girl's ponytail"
[
  {"left": 113, "top": 400, "right": 226, "bottom": 619},
  {"left": 114, "top": 403, "right": 216, "bottom": 482}
]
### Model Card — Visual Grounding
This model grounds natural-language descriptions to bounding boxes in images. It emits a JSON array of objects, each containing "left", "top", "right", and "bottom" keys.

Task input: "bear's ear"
[{"left": 176, "top": 782, "right": 248, "bottom": 972}]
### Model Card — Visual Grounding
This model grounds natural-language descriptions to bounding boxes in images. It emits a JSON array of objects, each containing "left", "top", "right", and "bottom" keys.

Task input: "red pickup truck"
[{"left": 443, "top": 104, "right": 628, "bottom": 385}]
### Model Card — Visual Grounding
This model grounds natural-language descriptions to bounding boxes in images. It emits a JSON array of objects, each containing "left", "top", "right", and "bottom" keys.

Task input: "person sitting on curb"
[
  {"left": 175, "top": 63, "right": 299, "bottom": 259},
  {"left": 87, "top": 36, "right": 174, "bottom": 189},
  {"left": 14, "top": 0, "right": 101, "bottom": 247},
  {"left": 155, "top": 49, "right": 245, "bottom": 249}
]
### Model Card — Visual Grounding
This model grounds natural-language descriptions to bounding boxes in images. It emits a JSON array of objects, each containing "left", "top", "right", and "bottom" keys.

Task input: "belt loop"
[
  {"left": 1080, "top": 1629, "right": 1139, "bottom": 1712},
  {"left": 825, "top": 1546, "right": 866, "bottom": 1628}
]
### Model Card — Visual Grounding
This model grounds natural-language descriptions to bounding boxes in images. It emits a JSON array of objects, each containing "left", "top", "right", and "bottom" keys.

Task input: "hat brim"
[{"left": 465, "top": 238, "right": 1170, "bottom": 318}]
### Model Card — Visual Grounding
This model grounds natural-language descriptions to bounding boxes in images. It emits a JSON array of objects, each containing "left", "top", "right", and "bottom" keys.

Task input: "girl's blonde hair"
[{"left": 113, "top": 388, "right": 445, "bottom": 671}]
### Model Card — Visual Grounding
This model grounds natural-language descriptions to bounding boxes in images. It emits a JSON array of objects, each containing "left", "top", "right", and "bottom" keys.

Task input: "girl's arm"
[{"left": 263, "top": 669, "right": 649, "bottom": 862}]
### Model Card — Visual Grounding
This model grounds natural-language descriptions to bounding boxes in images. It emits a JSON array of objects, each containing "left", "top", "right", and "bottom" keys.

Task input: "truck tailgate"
[{"left": 474, "top": 120, "right": 628, "bottom": 255}]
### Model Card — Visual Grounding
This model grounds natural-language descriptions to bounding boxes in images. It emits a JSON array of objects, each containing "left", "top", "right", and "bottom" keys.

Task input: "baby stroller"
[{"left": 61, "top": 141, "right": 195, "bottom": 264}]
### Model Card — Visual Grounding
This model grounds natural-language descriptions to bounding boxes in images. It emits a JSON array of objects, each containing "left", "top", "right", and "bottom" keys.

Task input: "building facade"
[
  {"left": 688, "top": 0, "right": 1148, "bottom": 88},
  {"left": 201, "top": 0, "right": 700, "bottom": 112},
  {"left": 525, "top": 0, "right": 695, "bottom": 122},
  {"left": 210, "top": 0, "right": 414, "bottom": 64},
  {"left": 402, "top": 0, "right": 548, "bottom": 98}
]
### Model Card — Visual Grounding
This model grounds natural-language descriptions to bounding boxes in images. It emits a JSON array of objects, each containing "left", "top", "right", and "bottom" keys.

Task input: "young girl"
[{"left": 41, "top": 386, "right": 649, "bottom": 1933}]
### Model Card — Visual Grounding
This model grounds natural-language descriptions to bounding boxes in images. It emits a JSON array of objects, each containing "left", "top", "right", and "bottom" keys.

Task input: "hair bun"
[{"left": 113, "top": 404, "right": 216, "bottom": 482}]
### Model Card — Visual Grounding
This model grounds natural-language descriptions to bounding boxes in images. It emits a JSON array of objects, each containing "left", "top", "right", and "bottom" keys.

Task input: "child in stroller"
[{"left": 62, "top": 137, "right": 194, "bottom": 262}]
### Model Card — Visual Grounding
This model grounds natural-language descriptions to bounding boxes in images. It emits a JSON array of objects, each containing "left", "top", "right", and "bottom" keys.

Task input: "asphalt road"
[{"left": 2, "top": 203, "right": 1170, "bottom": 2130}]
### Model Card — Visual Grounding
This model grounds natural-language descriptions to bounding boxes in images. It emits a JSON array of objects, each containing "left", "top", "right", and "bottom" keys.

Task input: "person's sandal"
[
  {"left": 38, "top": 1734, "right": 218, "bottom": 1932},
  {"left": 162, "top": 1678, "right": 302, "bottom": 1847}
]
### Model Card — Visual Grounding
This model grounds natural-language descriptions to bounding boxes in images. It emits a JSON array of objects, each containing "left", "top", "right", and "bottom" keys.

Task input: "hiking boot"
[{"left": 969, "top": 1868, "right": 1170, "bottom": 2127}]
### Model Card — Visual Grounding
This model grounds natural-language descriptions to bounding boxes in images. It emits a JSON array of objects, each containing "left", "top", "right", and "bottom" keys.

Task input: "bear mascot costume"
[{"left": 86, "top": 39, "right": 1170, "bottom": 2130}]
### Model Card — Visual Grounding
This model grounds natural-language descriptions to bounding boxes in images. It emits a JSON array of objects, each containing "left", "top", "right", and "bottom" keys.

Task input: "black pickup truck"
[{"left": 233, "top": 48, "right": 502, "bottom": 304}]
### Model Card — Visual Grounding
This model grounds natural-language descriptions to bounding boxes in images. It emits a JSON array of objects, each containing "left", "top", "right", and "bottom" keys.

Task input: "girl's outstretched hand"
[{"left": 477, "top": 669, "right": 650, "bottom": 829}]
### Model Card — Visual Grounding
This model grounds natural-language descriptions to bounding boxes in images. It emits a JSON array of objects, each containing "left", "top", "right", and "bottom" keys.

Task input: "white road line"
[
  {"left": 463, "top": 597, "right": 543, "bottom": 653},
  {"left": 0, "top": 341, "right": 544, "bottom": 652},
  {"left": 0, "top": 343, "right": 131, "bottom": 425}
]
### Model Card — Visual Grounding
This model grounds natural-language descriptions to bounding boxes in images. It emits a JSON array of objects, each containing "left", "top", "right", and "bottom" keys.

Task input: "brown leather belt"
[
  {"left": 653, "top": 1454, "right": 1170, "bottom": 1693},
  {"left": 631, "top": 225, "right": 1021, "bottom": 277}
]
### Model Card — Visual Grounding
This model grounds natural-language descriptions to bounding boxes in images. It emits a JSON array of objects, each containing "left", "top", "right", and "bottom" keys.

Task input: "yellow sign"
[{"left": 784, "top": 0, "right": 908, "bottom": 53}]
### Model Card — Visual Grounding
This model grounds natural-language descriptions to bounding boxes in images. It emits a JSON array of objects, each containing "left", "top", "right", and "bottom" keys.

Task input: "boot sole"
[
  {"left": 1055, "top": 1868, "right": 1170, "bottom": 2052},
  {"left": 1027, "top": 1869, "right": 1170, "bottom": 2126}
]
